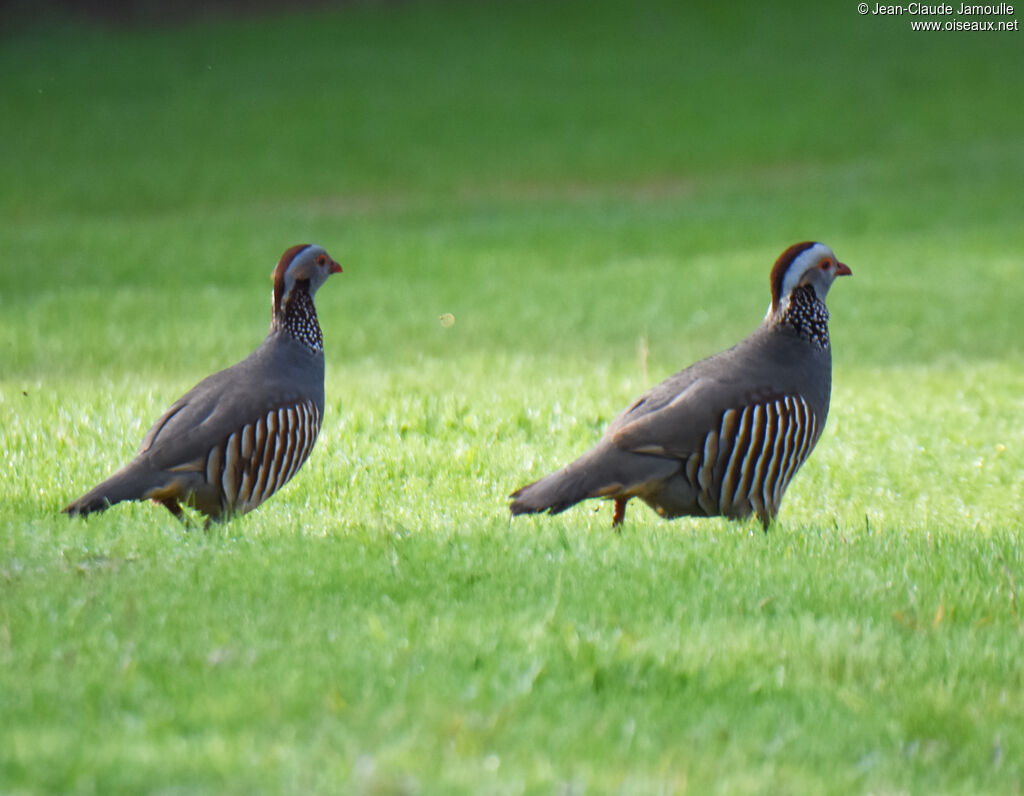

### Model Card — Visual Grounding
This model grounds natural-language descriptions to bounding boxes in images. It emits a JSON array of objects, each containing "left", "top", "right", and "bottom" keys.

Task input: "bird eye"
[
  {"left": 819, "top": 259, "right": 831, "bottom": 270},
  {"left": 316, "top": 254, "right": 327, "bottom": 266}
]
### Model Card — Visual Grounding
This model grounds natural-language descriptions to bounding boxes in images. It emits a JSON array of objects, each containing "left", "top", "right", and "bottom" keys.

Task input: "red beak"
[
  {"left": 835, "top": 262, "right": 852, "bottom": 276},
  {"left": 329, "top": 261, "right": 343, "bottom": 274}
]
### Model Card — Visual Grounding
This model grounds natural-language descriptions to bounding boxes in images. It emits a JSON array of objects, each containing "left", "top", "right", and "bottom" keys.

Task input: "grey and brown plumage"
[
  {"left": 63, "top": 244, "right": 342, "bottom": 522},
  {"left": 510, "top": 242, "right": 851, "bottom": 531}
]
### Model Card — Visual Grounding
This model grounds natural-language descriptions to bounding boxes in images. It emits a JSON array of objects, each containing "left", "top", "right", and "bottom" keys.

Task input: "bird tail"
[
  {"left": 63, "top": 463, "right": 154, "bottom": 516},
  {"left": 510, "top": 465, "right": 595, "bottom": 517},
  {"left": 510, "top": 442, "right": 682, "bottom": 519},
  {"left": 510, "top": 445, "right": 629, "bottom": 517}
]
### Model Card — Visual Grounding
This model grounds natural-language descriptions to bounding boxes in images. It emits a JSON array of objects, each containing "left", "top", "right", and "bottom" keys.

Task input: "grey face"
[
  {"left": 281, "top": 245, "right": 343, "bottom": 302},
  {"left": 781, "top": 243, "right": 851, "bottom": 306}
]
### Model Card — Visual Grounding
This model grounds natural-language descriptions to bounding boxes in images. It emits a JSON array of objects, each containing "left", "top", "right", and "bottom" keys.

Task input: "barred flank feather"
[
  {"left": 207, "top": 399, "right": 322, "bottom": 516},
  {"left": 686, "top": 396, "right": 820, "bottom": 528}
]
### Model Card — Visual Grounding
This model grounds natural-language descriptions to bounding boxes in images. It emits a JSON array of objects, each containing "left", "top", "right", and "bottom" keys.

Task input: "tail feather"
[
  {"left": 63, "top": 463, "right": 156, "bottom": 516},
  {"left": 509, "top": 464, "right": 595, "bottom": 517},
  {"left": 510, "top": 443, "right": 681, "bottom": 519},
  {"left": 510, "top": 444, "right": 630, "bottom": 517}
]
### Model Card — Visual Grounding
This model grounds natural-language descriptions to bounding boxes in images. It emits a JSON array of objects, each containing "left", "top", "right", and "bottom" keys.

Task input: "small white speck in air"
[{"left": 439, "top": 313, "right": 455, "bottom": 328}]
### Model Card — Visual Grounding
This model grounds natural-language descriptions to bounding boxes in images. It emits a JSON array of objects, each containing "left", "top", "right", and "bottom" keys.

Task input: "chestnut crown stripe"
[
  {"left": 769, "top": 240, "right": 818, "bottom": 309},
  {"left": 273, "top": 243, "right": 313, "bottom": 315}
]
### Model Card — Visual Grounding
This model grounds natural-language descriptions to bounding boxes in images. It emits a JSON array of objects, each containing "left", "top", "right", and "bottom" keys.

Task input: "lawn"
[{"left": 2, "top": 1, "right": 1024, "bottom": 792}]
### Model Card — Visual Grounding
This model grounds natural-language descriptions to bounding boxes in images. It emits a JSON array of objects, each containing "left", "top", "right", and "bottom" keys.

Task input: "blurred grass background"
[
  {"left": 2, "top": 1, "right": 1024, "bottom": 793},
  {"left": 4, "top": 0, "right": 1023, "bottom": 376}
]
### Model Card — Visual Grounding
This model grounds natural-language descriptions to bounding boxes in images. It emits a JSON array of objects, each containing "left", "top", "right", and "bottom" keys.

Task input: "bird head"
[
  {"left": 768, "top": 241, "right": 851, "bottom": 317},
  {"left": 271, "top": 244, "right": 342, "bottom": 316}
]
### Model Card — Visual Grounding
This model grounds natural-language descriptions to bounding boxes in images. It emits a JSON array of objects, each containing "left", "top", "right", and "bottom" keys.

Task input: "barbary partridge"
[
  {"left": 63, "top": 244, "right": 342, "bottom": 522},
  {"left": 510, "top": 241, "right": 851, "bottom": 531}
]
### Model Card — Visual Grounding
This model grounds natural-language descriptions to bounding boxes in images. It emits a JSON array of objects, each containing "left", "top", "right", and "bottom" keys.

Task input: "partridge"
[
  {"left": 63, "top": 244, "right": 342, "bottom": 522},
  {"left": 510, "top": 241, "right": 851, "bottom": 531}
]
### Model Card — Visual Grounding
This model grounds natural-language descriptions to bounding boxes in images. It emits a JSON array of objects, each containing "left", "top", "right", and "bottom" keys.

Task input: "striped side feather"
[
  {"left": 689, "top": 395, "right": 821, "bottom": 524},
  {"left": 202, "top": 399, "right": 322, "bottom": 516}
]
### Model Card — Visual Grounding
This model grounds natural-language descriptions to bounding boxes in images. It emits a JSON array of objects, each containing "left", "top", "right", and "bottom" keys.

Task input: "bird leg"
[
  {"left": 612, "top": 498, "right": 627, "bottom": 530},
  {"left": 153, "top": 497, "right": 184, "bottom": 520},
  {"left": 152, "top": 497, "right": 201, "bottom": 531}
]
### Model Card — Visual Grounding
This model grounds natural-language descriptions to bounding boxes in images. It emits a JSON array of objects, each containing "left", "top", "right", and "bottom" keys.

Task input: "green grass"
[{"left": 3, "top": 1, "right": 1024, "bottom": 792}]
